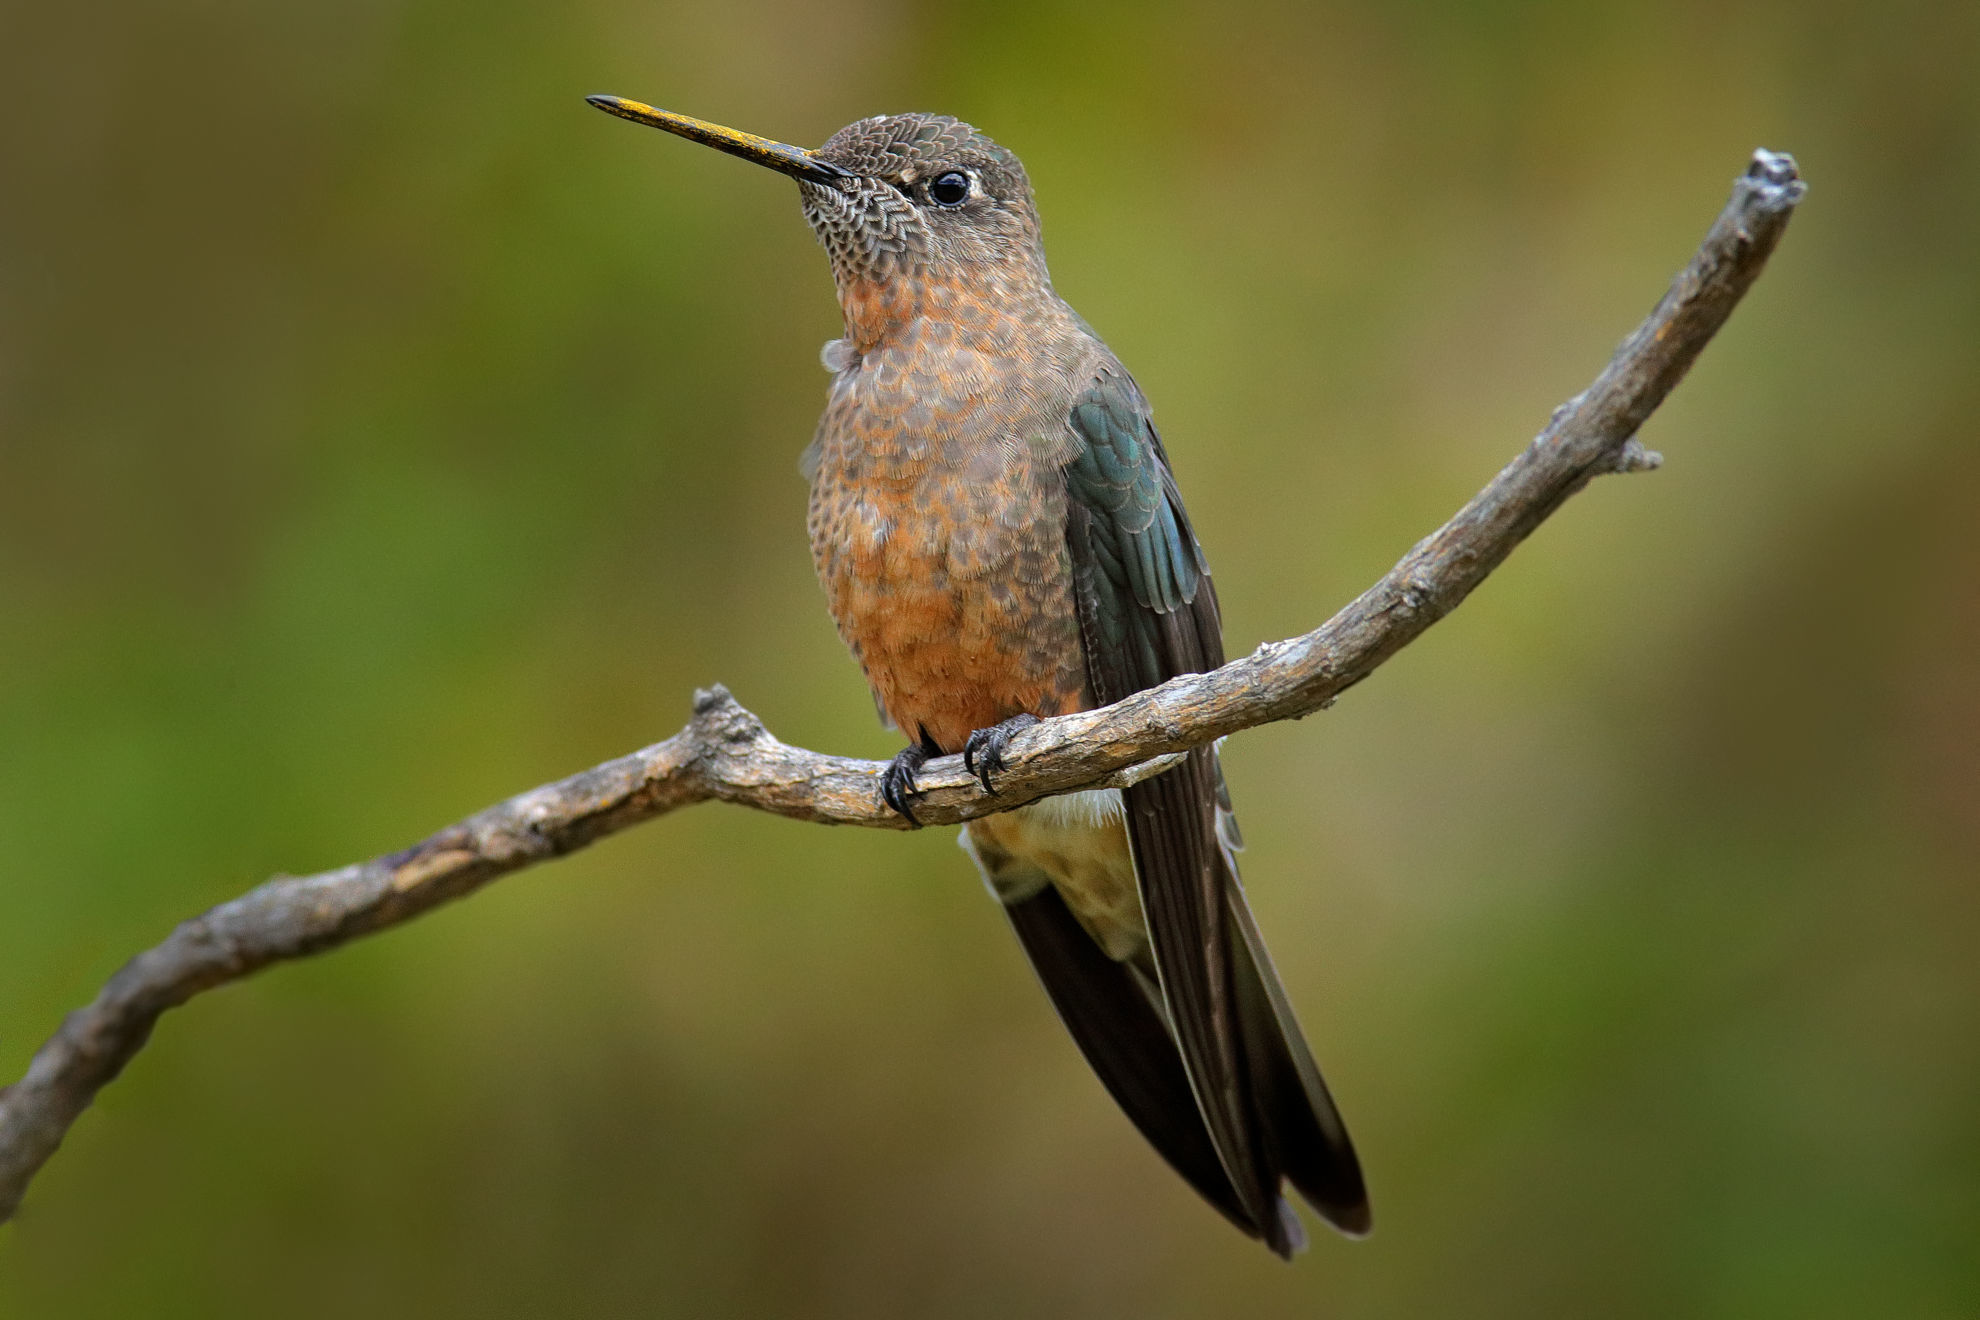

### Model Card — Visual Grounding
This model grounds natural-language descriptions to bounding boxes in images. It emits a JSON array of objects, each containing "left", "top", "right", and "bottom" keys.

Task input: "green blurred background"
[{"left": 3, "top": 0, "right": 1976, "bottom": 1315}]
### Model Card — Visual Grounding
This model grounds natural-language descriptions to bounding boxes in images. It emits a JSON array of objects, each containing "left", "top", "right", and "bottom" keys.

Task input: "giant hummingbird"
[{"left": 589, "top": 94, "right": 1370, "bottom": 1255}]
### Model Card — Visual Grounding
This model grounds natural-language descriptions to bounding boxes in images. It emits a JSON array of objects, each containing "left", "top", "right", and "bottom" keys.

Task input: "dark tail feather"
[
  {"left": 1226, "top": 882, "right": 1372, "bottom": 1237},
  {"left": 1002, "top": 882, "right": 1267, "bottom": 1242},
  {"left": 978, "top": 814, "right": 1368, "bottom": 1253}
]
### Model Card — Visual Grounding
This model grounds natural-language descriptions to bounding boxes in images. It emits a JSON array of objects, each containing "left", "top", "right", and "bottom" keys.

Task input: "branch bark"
[{"left": 0, "top": 150, "right": 1805, "bottom": 1226}]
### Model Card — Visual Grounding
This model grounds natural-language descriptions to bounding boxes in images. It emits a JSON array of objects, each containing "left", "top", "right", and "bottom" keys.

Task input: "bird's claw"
[
  {"left": 880, "top": 744, "right": 930, "bottom": 826},
  {"left": 962, "top": 714, "right": 1040, "bottom": 796}
]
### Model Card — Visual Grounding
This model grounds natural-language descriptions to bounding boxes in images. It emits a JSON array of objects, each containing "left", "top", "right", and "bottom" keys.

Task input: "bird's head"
[{"left": 588, "top": 98, "right": 1048, "bottom": 297}]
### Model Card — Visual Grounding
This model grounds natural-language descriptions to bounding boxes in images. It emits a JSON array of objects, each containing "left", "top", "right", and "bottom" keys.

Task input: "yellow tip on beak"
[{"left": 585, "top": 95, "right": 848, "bottom": 185}]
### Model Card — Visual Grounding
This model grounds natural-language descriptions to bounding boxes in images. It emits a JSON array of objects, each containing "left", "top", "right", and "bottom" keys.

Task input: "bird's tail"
[
  {"left": 971, "top": 809, "right": 1370, "bottom": 1253},
  {"left": 1223, "top": 877, "right": 1371, "bottom": 1239}
]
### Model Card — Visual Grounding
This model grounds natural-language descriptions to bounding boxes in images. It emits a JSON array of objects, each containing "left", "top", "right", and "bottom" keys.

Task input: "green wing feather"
[{"left": 1052, "top": 365, "right": 1370, "bottom": 1248}]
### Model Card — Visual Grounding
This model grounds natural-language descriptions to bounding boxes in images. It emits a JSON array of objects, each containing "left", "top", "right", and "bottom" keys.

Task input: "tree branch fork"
[{"left": 0, "top": 151, "right": 1805, "bottom": 1225}]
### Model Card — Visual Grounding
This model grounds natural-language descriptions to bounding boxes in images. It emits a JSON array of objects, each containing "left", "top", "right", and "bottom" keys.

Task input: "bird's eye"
[{"left": 927, "top": 171, "right": 970, "bottom": 207}]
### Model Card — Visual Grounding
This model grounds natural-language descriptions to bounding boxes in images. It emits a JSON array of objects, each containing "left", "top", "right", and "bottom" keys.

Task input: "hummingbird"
[{"left": 589, "top": 94, "right": 1370, "bottom": 1255}]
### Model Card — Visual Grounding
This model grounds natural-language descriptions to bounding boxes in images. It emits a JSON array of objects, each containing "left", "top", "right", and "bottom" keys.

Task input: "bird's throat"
[{"left": 838, "top": 275, "right": 924, "bottom": 354}]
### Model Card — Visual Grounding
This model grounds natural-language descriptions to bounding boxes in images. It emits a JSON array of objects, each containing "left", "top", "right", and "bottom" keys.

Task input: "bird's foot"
[
  {"left": 880, "top": 743, "right": 932, "bottom": 826},
  {"left": 962, "top": 714, "right": 1041, "bottom": 795}
]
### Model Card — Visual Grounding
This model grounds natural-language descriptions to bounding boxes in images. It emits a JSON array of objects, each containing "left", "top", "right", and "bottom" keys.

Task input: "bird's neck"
[{"left": 836, "top": 260, "right": 1055, "bottom": 355}]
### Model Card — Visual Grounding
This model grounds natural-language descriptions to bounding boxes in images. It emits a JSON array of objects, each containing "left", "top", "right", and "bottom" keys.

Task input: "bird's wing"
[
  {"left": 1056, "top": 365, "right": 1368, "bottom": 1248},
  {"left": 1061, "top": 366, "right": 1278, "bottom": 1238}
]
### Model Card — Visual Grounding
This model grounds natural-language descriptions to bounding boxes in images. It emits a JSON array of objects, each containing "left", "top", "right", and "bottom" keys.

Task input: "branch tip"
[{"left": 1745, "top": 148, "right": 1806, "bottom": 204}]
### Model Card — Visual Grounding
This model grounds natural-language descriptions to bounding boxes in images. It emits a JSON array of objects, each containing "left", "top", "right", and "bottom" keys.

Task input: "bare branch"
[{"left": 0, "top": 150, "right": 1804, "bottom": 1226}]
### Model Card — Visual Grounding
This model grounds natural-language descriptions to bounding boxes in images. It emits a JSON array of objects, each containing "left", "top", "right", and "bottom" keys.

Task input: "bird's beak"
[{"left": 585, "top": 95, "right": 850, "bottom": 186}]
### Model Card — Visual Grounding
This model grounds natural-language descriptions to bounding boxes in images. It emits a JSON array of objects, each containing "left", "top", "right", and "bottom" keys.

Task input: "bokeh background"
[{"left": 3, "top": 1, "right": 1976, "bottom": 1315}]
